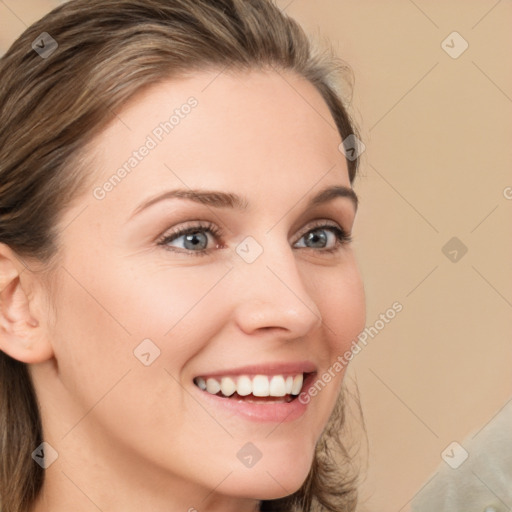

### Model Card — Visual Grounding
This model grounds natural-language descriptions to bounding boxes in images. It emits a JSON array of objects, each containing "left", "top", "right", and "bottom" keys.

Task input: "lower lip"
[{"left": 192, "top": 373, "right": 316, "bottom": 423}]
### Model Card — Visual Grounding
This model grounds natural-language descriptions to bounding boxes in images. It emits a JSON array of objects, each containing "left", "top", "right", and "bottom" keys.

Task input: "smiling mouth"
[{"left": 193, "top": 373, "right": 312, "bottom": 403}]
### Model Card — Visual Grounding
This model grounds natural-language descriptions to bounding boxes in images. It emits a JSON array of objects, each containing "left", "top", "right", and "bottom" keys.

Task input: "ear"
[{"left": 0, "top": 243, "right": 54, "bottom": 363}]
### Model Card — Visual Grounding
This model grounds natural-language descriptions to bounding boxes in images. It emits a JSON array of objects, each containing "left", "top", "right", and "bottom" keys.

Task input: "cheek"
[
  {"left": 106, "top": 259, "right": 231, "bottom": 336},
  {"left": 45, "top": 248, "right": 366, "bottom": 494},
  {"left": 315, "top": 260, "right": 366, "bottom": 354},
  {"left": 48, "top": 262, "right": 210, "bottom": 460},
  {"left": 49, "top": 268, "right": 138, "bottom": 412},
  {"left": 293, "top": 260, "right": 365, "bottom": 427},
  {"left": 50, "top": 259, "right": 230, "bottom": 397}
]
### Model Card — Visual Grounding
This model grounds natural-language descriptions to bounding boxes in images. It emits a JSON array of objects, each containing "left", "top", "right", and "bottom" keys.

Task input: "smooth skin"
[{"left": 0, "top": 68, "right": 366, "bottom": 512}]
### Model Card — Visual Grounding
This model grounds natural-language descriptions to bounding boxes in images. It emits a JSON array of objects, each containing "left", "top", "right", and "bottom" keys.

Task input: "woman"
[{"left": 0, "top": 1, "right": 366, "bottom": 511}]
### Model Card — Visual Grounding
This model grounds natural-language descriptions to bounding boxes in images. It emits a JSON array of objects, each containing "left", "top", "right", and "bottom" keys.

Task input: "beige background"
[{"left": 1, "top": 1, "right": 511, "bottom": 511}]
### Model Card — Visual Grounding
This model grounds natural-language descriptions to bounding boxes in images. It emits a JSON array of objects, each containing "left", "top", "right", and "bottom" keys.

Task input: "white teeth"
[
  {"left": 252, "top": 375, "right": 270, "bottom": 396},
  {"left": 196, "top": 373, "right": 306, "bottom": 398},
  {"left": 291, "top": 374, "right": 303, "bottom": 395},
  {"left": 220, "top": 377, "right": 236, "bottom": 397},
  {"left": 237, "top": 375, "right": 252, "bottom": 396},
  {"left": 285, "top": 376, "right": 293, "bottom": 394},
  {"left": 206, "top": 378, "right": 220, "bottom": 394},
  {"left": 269, "top": 376, "right": 286, "bottom": 397}
]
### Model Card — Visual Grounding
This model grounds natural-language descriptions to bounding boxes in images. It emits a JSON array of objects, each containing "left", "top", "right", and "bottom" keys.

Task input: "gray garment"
[{"left": 411, "top": 399, "right": 512, "bottom": 512}]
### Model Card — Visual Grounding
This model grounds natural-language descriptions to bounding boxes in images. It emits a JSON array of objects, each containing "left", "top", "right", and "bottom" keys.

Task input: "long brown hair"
[{"left": 0, "top": 1, "right": 363, "bottom": 510}]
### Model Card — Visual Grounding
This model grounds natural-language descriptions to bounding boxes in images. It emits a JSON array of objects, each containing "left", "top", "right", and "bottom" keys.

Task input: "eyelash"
[{"left": 156, "top": 220, "right": 353, "bottom": 257}]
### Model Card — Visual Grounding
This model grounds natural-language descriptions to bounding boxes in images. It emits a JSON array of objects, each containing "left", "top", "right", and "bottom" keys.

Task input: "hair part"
[{"left": 0, "top": 1, "right": 362, "bottom": 510}]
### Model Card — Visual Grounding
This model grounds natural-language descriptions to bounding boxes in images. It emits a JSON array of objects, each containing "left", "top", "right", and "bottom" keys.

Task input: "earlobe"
[{"left": 0, "top": 243, "right": 54, "bottom": 364}]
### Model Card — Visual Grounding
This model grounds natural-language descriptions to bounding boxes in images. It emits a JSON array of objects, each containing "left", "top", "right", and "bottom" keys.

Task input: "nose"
[{"left": 231, "top": 238, "right": 323, "bottom": 339}]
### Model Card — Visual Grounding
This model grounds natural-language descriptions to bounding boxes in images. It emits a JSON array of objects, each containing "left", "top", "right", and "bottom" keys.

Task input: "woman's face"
[{"left": 33, "top": 69, "right": 365, "bottom": 508}]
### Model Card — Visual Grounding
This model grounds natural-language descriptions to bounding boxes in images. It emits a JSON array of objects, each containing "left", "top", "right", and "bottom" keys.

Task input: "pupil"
[
  {"left": 307, "top": 230, "right": 326, "bottom": 248},
  {"left": 185, "top": 232, "right": 207, "bottom": 250}
]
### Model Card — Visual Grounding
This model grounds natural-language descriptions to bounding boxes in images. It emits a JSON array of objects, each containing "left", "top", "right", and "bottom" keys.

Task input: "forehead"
[{"left": 85, "top": 68, "right": 350, "bottom": 211}]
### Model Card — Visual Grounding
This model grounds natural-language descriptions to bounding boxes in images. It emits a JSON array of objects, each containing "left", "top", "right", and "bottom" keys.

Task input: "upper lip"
[{"left": 195, "top": 360, "right": 317, "bottom": 379}]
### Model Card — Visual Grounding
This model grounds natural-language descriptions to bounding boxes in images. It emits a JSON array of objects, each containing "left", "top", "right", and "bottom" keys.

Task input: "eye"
[
  {"left": 156, "top": 220, "right": 352, "bottom": 256},
  {"left": 156, "top": 221, "right": 222, "bottom": 256},
  {"left": 293, "top": 221, "right": 352, "bottom": 253}
]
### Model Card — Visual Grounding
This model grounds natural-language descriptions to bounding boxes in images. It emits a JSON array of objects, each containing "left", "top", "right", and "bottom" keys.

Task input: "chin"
[{"left": 226, "top": 451, "right": 314, "bottom": 500}]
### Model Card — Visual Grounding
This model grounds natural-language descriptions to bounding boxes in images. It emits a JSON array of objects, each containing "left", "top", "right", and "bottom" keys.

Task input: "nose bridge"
[{"left": 232, "top": 234, "right": 322, "bottom": 336}]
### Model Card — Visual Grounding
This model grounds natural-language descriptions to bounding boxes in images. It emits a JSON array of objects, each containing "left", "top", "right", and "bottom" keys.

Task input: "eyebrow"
[{"left": 128, "top": 184, "right": 358, "bottom": 221}]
